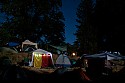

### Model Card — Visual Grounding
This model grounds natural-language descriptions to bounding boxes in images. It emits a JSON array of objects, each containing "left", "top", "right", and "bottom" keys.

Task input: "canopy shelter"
[
  {"left": 22, "top": 40, "right": 38, "bottom": 51},
  {"left": 49, "top": 45, "right": 67, "bottom": 51},
  {"left": 83, "top": 52, "right": 124, "bottom": 60},
  {"left": 83, "top": 52, "right": 125, "bottom": 76},
  {"left": 31, "top": 49, "right": 54, "bottom": 68}
]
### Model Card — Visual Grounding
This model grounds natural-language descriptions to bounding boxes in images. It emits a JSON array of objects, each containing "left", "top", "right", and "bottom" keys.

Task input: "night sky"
[
  {"left": 0, "top": 13, "right": 5, "bottom": 24},
  {"left": 62, "top": 0, "right": 81, "bottom": 45}
]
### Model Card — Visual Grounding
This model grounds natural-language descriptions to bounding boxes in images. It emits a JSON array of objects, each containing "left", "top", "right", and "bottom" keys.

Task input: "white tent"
[
  {"left": 22, "top": 40, "right": 38, "bottom": 51},
  {"left": 31, "top": 49, "right": 54, "bottom": 68},
  {"left": 55, "top": 54, "right": 71, "bottom": 67}
]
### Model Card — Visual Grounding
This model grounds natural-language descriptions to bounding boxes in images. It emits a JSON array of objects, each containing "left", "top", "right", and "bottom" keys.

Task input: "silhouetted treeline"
[
  {"left": 0, "top": 0, "right": 65, "bottom": 46},
  {"left": 75, "top": 0, "right": 125, "bottom": 55}
]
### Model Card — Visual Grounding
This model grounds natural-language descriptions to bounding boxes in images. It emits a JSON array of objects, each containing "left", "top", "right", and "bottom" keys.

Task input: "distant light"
[{"left": 72, "top": 52, "right": 76, "bottom": 56}]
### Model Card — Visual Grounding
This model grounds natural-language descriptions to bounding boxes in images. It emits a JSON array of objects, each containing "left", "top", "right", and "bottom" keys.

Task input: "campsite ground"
[
  {"left": 0, "top": 64, "right": 125, "bottom": 83},
  {"left": 0, "top": 52, "right": 125, "bottom": 83},
  {"left": 19, "top": 66, "right": 125, "bottom": 83},
  {"left": 18, "top": 65, "right": 125, "bottom": 82},
  {"left": 21, "top": 66, "right": 91, "bottom": 83}
]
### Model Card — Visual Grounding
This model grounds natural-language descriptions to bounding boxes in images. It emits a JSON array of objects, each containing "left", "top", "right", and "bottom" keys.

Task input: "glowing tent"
[{"left": 31, "top": 49, "right": 54, "bottom": 68}]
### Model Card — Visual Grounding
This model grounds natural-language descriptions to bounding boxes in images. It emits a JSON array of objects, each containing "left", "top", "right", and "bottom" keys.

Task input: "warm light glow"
[
  {"left": 39, "top": 54, "right": 42, "bottom": 56},
  {"left": 72, "top": 52, "right": 76, "bottom": 56},
  {"left": 34, "top": 53, "right": 42, "bottom": 56}
]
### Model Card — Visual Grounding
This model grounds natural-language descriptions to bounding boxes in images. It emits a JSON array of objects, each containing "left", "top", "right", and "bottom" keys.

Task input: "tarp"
[
  {"left": 49, "top": 45, "right": 67, "bottom": 51},
  {"left": 83, "top": 52, "right": 124, "bottom": 60},
  {"left": 31, "top": 49, "right": 54, "bottom": 68},
  {"left": 8, "top": 42, "right": 19, "bottom": 47},
  {"left": 55, "top": 54, "right": 71, "bottom": 67}
]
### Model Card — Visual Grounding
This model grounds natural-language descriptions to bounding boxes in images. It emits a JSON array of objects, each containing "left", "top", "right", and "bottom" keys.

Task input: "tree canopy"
[
  {"left": 0, "top": 0, "right": 65, "bottom": 46},
  {"left": 75, "top": 0, "right": 97, "bottom": 55},
  {"left": 75, "top": 0, "right": 125, "bottom": 55},
  {"left": 95, "top": 0, "right": 125, "bottom": 54}
]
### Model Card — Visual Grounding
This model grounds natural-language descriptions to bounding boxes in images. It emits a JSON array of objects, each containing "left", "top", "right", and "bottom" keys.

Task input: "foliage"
[
  {"left": 75, "top": 0, "right": 125, "bottom": 55},
  {"left": 0, "top": 52, "right": 17, "bottom": 64},
  {"left": 0, "top": 27, "right": 11, "bottom": 46},
  {"left": 95, "top": 0, "right": 125, "bottom": 54},
  {"left": 0, "top": 0, "right": 65, "bottom": 46},
  {"left": 75, "top": 0, "right": 97, "bottom": 55}
]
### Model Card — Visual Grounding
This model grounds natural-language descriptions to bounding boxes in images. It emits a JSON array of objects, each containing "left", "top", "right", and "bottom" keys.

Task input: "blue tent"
[{"left": 8, "top": 42, "right": 19, "bottom": 47}]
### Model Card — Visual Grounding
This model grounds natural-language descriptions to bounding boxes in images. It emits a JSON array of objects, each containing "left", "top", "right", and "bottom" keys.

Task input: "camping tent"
[
  {"left": 22, "top": 40, "right": 38, "bottom": 51},
  {"left": 8, "top": 42, "right": 19, "bottom": 47},
  {"left": 31, "top": 49, "right": 54, "bottom": 68},
  {"left": 0, "top": 47, "right": 18, "bottom": 53},
  {"left": 55, "top": 54, "right": 71, "bottom": 67}
]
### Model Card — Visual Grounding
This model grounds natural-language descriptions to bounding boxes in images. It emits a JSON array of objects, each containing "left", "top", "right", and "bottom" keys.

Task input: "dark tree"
[
  {"left": 0, "top": 0, "right": 65, "bottom": 46},
  {"left": 95, "top": 0, "right": 125, "bottom": 54},
  {"left": 75, "top": 0, "right": 97, "bottom": 55}
]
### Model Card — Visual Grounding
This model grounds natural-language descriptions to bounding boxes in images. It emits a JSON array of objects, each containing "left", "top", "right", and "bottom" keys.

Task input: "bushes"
[{"left": 0, "top": 52, "right": 16, "bottom": 63}]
